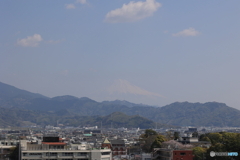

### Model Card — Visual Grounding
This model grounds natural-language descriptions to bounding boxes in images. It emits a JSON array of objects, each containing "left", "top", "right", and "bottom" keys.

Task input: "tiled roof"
[
  {"left": 110, "top": 140, "right": 125, "bottom": 144},
  {"left": 102, "top": 138, "right": 111, "bottom": 144},
  {"left": 42, "top": 142, "right": 66, "bottom": 145}
]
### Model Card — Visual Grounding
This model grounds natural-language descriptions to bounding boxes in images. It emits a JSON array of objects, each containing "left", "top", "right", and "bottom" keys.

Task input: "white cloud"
[
  {"left": 108, "top": 79, "right": 165, "bottom": 98},
  {"left": 105, "top": 0, "right": 161, "bottom": 23},
  {"left": 17, "top": 34, "right": 42, "bottom": 47},
  {"left": 65, "top": 4, "right": 76, "bottom": 9},
  {"left": 172, "top": 28, "right": 200, "bottom": 37},
  {"left": 66, "top": 0, "right": 86, "bottom": 9},
  {"left": 76, "top": 0, "right": 87, "bottom": 4}
]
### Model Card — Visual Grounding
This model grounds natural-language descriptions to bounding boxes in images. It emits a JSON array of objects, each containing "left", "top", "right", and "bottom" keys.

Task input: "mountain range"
[{"left": 1, "top": 81, "right": 240, "bottom": 127}]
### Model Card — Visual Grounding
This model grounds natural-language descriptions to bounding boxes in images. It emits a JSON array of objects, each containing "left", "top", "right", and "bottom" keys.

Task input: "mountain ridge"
[
  {"left": 1, "top": 81, "right": 240, "bottom": 127},
  {"left": 0, "top": 106, "right": 166, "bottom": 128}
]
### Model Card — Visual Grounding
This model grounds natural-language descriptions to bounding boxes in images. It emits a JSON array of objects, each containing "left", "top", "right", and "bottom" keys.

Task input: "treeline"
[
  {"left": 136, "top": 130, "right": 240, "bottom": 160},
  {"left": 194, "top": 132, "right": 240, "bottom": 160}
]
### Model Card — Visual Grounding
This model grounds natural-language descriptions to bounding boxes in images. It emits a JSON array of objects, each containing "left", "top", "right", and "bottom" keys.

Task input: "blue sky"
[{"left": 1, "top": 0, "right": 240, "bottom": 109}]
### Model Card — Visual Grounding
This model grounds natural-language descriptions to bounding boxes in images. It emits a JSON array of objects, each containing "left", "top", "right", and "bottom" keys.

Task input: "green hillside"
[
  {"left": 1, "top": 81, "right": 240, "bottom": 127},
  {"left": 0, "top": 106, "right": 161, "bottom": 129}
]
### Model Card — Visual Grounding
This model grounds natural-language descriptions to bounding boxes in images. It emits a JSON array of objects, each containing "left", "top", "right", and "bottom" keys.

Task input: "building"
[
  {"left": 21, "top": 136, "right": 112, "bottom": 160},
  {"left": 0, "top": 140, "right": 19, "bottom": 159},
  {"left": 173, "top": 150, "right": 194, "bottom": 160},
  {"left": 152, "top": 140, "right": 195, "bottom": 160},
  {"left": 152, "top": 148, "right": 172, "bottom": 160},
  {"left": 101, "top": 138, "right": 127, "bottom": 158},
  {"left": 188, "top": 128, "right": 197, "bottom": 133},
  {"left": 0, "top": 146, "right": 14, "bottom": 159},
  {"left": 141, "top": 153, "right": 151, "bottom": 160},
  {"left": 110, "top": 139, "right": 127, "bottom": 156},
  {"left": 179, "top": 137, "right": 198, "bottom": 144},
  {"left": 178, "top": 136, "right": 211, "bottom": 147},
  {"left": 101, "top": 138, "right": 111, "bottom": 149},
  {"left": 152, "top": 148, "right": 194, "bottom": 160}
]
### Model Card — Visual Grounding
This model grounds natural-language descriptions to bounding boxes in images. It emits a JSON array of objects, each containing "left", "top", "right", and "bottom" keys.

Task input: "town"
[
  {"left": 1, "top": 125, "right": 240, "bottom": 160},
  {"left": 2, "top": 0, "right": 240, "bottom": 159}
]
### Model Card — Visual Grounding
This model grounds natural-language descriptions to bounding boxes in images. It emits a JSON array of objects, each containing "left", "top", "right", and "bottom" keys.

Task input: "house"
[
  {"left": 101, "top": 138, "right": 127, "bottom": 157},
  {"left": 110, "top": 139, "right": 127, "bottom": 156},
  {"left": 152, "top": 140, "right": 194, "bottom": 160},
  {"left": 173, "top": 150, "right": 194, "bottom": 160},
  {"left": 152, "top": 148, "right": 194, "bottom": 160}
]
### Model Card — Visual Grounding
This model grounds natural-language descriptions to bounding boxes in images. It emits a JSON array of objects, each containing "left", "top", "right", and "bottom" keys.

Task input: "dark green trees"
[
  {"left": 140, "top": 129, "right": 166, "bottom": 153},
  {"left": 199, "top": 132, "right": 240, "bottom": 160}
]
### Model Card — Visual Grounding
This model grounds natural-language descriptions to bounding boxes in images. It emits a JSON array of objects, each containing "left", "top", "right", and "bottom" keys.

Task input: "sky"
[{"left": 1, "top": 0, "right": 240, "bottom": 109}]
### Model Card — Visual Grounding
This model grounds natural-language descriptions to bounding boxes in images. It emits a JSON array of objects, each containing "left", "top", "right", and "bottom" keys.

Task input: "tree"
[
  {"left": 144, "top": 129, "right": 157, "bottom": 138},
  {"left": 221, "top": 132, "right": 240, "bottom": 152},
  {"left": 205, "top": 143, "right": 229, "bottom": 160},
  {"left": 207, "top": 133, "right": 222, "bottom": 145},
  {"left": 165, "top": 131, "right": 174, "bottom": 140},
  {"left": 192, "top": 131, "right": 198, "bottom": 138},
  {"left": 151, "top": 135, "right": 166, "bottom": 150},
  {"left": 141, "top": 135, "right": 157, "bottom": 152},
  {"left": 197, "top": 132, "right": 240, "bottom": 160},
  {"left": 201, "top": 136, "right": 211, "bottom": 142},
  {"left": 199, "top": 133, "right": 207, "bottom": 141},
  {"left": 174, "top": 132, "right": 180, "bottom": 140},
  {"left": 140, "top": 129, "right": 165, "bottom": 153},
  {"left": 192, "top": 147, "right": 206, "bottom": 160}
]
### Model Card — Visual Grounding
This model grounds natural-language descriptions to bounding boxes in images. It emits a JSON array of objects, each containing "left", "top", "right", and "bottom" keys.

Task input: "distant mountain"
[
  {"left": 101, "top": 100, "right": 149, "bottom": 108},
  {"left": 60, "top": 112, "right": 160, "bottom": 129},
  {"left": 0, "top": 82, "right": 47, "bottom": 99},
  {"left": 99, "top": 112, "right": 155, "bottom": 128},
  {"left": 1, "top": 81, "right": 240, "bottom": 127},
  {"left": 0, "top": 106, "right": 51, "bottom": 127},
  {"left": 51, "top": 95, "right": 79, "bottom": 101},
  {"left": 0, "top": 106, "right": 161, "bottom": 129},
  {"left": 149, "top": 102, "right": 240, "bottom": 127},
  {"left": 0, "top": 81, "right": 48, "bottom": 108}
]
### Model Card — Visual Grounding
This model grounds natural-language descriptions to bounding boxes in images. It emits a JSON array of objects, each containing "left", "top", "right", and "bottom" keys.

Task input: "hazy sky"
[{"left": 1, "top": 0, "right": 240, "bottom": 109}]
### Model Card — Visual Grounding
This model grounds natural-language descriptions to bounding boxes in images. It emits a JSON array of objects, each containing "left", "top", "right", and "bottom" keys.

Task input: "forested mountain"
[
  {"left": 0, "top": 82, "right": 47, "bottom": 99},
  {"left": 59, "top": 112, "right": 160, "bottom": 129},
  {"left": 1, "top": 81, "right": 240, "bottom": 127},
  {"left": 0, "top": 106, "right": 161, "bottom": 128},
  {"left": 0, "top": 81, "right": 48, "bottom": 108}
]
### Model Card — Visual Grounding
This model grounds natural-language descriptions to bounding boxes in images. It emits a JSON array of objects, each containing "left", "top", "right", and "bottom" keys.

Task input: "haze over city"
[{"left": 1, "top": 0, "right": 240, "bottom": 109}]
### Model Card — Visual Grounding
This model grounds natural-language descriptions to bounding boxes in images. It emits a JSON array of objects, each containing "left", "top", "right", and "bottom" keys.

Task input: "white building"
[{"left": 20, "top": 140, "right": 112, "bottom": 160}]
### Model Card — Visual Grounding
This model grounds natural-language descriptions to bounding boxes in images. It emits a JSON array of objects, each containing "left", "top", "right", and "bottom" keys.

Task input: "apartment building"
[{"left": 20, "top": 136, "right": 112, "bottom": 160}]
